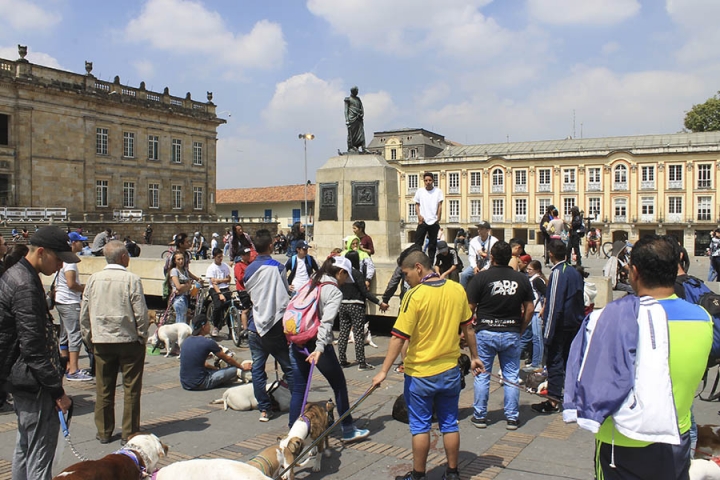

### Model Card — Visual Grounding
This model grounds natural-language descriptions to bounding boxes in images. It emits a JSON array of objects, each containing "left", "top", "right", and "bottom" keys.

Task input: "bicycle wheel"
[
  {"left": 228, "top": 306, "right": 244, "bottom": 347},
  {"left": 602, "top": 241, "right": 614, "bottom": 258},
  {"left": 161, "top": 250, "right": 172, "bottom": 260}
]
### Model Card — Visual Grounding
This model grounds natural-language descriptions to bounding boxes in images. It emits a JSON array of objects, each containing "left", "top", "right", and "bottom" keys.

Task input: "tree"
[{"left": 684, "top": 92, "right": 720, "bottom": 132}]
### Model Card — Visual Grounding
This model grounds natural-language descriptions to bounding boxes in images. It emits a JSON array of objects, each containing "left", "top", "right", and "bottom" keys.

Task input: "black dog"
[{"left": 392, "top": 354, "right": 471, "bottom": 424}]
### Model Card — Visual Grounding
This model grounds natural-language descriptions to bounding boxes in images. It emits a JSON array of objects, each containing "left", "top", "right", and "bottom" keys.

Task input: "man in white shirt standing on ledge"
[{"left": 413, "top": 171, "right": 444, "bottom": 262}]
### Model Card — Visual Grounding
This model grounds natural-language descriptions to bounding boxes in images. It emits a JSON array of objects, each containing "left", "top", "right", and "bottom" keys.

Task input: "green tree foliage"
[{"left": 684, "top": 92, "right": 720, "bottom": 132}]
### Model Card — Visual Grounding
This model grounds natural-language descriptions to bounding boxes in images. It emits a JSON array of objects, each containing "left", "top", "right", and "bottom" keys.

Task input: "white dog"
[
  {"left": 148, "top": 323, "right": 192, "bottom": 358},
  {"left": 211, "top": 347, "right": 252, "bottom": 383},
  {"left": 690, "top": 458, "right": 720, "bottom": 480},
  {"left": 211, "top": 380, "right": 291, "bottom": 412},
  {"left": 346, "top": 323, "right": 378, "bottom": 348},
  {"left": 155, "top": 458, "right": 275, "bottom": 480}
]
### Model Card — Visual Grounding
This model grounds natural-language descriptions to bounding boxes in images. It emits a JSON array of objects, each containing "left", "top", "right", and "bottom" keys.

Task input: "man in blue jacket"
[{"left": 532, "top": 239, "right": 584, "bottom": 414}]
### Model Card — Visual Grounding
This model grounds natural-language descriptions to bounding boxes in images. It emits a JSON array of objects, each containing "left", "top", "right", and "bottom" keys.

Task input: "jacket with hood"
[
  {"left": 340, "top": 267, "right": 381, "bottom": 305},
  {"left": 543, "top": 260, "right": 585, "bottom": 343},
  {"left": 341, "top": 236, "right": 375, "bottom": 281}
]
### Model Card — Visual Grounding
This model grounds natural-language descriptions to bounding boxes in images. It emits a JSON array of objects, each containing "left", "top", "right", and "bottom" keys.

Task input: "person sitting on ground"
[
  {"left": 179, "top": 314, "right": 251, "bottom": 391},
  {"left": 91, "top": 228, "right": 112, "bottom": 256}
]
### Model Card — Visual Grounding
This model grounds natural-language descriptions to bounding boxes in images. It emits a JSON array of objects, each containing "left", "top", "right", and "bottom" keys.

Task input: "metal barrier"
[
  {"left": 113, "top": 209, "right": 143, "bottom": 222},
  {"left": 0, "top": 207, "right": 67, "bottom": 222}
]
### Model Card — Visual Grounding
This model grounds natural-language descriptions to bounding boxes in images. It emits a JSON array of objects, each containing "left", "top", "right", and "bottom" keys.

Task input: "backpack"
[
  {"left": 676, "top": 276, "right": 720, "bottom": 400},
  {"left": 162, "top": 275, "right": 171, "bottom": 301},
  {"left": 282, "top": 281, "right": 332, "bottom": 346}
]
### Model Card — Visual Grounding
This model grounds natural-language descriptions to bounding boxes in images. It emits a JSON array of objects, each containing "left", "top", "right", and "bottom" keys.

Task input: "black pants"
[
  {"left": 567, "top": 235, "right": 582, "bottom": 266},
  {"left": 208, "top": 288, "right": 231, "bottom": 329},
  {"left": 415, "top": 222, "right": 440, "bottom": 262},
  {"left": 595, "top": 432, "right": 690, "bottom": 480},
  {"left": 546, "top": 328, "right": 577, "bottom": 400}
]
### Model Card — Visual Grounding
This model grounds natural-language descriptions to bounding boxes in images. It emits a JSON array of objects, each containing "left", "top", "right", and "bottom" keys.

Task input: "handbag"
[{"left": 46, "top": 272, "right": 59, "bottom": 310}]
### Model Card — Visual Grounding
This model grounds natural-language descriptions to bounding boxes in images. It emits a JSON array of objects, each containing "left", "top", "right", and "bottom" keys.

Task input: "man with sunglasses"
[
  {"left": 460, "top": 221, "right": 498, "bottom": 289},
  {"left": 0, "top": 226, "right": 76, "bottom": 479}
]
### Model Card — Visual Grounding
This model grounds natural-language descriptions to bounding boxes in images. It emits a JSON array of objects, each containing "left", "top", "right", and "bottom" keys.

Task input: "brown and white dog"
[
  {"left": 53, "top": 433, "right": 168, "bottom": 480},
  {"left": 154, "top": 445, "right": 284, "bottom": 480},
  {"left": 278, "top": 400, "right": 335, "bottom": 480},
  {"left": 697, "top": 425, "right": 720, "bottom": 459}
]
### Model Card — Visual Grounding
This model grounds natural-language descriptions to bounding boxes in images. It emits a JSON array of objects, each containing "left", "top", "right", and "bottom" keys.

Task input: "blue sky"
[{"left": 1, "top": 0, "right": 719, "bottom": 188}]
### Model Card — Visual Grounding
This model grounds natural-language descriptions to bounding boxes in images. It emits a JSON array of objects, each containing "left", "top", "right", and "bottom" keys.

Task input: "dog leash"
[
  {"left": 299, "top": 347, "right": 316, "bottom": 417},
  {"left": 274, "top": 384, "right": 378, "bottom": 480},
  {"left": 58, "top": 403, "right": 90, "bottom": 462},
  {"left": 488, "top": 372, "right": 562, "bottom": 404}
]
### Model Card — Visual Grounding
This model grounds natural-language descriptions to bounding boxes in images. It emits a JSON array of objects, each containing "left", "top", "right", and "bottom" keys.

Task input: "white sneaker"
[{"left": 211, "top": 327, "right": 219, "bottom": 337}]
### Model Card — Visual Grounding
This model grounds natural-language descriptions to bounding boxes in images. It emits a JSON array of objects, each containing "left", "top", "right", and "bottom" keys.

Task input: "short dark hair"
[
  {"left": 253, "top": 229, "right": 273, "bottom": 254},
  {"left": 490, "top": 241, "right": 512, "bottom": 266},
  {"left": 630, "top": 235, "right": 679, "bottom": 289},
  {"left": 548, "top": 239, "right": 567, "bottom": 261},
  {"left": 212, "top": 247, "right": 223, "bottom": 257},
  {"left": 423, "top": 171, "right": 434, "bottom": 181},
  {"left": 174, "top": 232, "right": 188, "bottom": 248},
  {"left": 398, "top": 248, "right": 432, "bottom": 270}
]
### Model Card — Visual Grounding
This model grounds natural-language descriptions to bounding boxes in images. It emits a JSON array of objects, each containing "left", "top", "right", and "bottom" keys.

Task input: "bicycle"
[
  {"left": 161, "top": 245, "right": 176, "bottom": 260},
  {"left": 205, "top": 290, "right": 250, "bottom": 347}
]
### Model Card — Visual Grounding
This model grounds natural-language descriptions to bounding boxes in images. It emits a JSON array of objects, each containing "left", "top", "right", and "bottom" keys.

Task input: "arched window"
[
  {"left": 614, "top": 164, "right": 627, "bottom": 183},
  {"left": 491, "top": 168, "right": 504, "bottom": 193}
]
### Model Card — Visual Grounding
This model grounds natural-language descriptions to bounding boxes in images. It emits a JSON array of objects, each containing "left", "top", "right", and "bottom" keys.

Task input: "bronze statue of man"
[{"left": 344, "top": 86, "right": 365, "bottom": 153}]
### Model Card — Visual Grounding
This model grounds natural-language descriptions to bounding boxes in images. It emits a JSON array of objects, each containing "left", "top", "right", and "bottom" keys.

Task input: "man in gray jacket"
[
  {"left": 0, "top": 226, "right": 75, "bottom": 480},
  {"left": 80, "top": 240, "right": 148, "bottom": 445}
]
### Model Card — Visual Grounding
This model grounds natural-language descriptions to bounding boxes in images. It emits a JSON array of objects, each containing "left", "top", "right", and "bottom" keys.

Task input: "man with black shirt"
[
  {"left": 466, "top": 241, "right": 534, "bottom": 430},
  {"left": 567, "top": 206, "right": 584, "bottom": 267},
  {"left": 434, "top": 241, "right": 462, "bottom": 282}
]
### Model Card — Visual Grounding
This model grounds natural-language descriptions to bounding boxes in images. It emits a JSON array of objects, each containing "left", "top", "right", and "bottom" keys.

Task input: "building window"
[
  {"left": 588, "top": 197, "right": 601, "bottom": 219},
  {"left": 96, "top": 180, "right": 108, "bottom": 207},
  {"left": 538, "top": 168, "right": 551, "bottom": 192},
  {"left": 641, "top": 197, "right": 654, "bottom": 221},
  {"left": 193, "top": 186, "right": 203, "bottom": 210},
  {"left": 491, "top": 168, "right": 504, "bottom": 193},
  {"left": 470, "top": 199, "right": 482, "bottom": 223},
  {"left": 148, "top": 183, "right": 159, "bottom": 209},
  {"left": 390, "top": 148, "right": 397, "bottom": 160},
  {"left": 448, "top": 172, "right": 460, "bottom": 194},
  {"left": 172, "top": 185, "right": 182, "bottom": 209},
  {"left": 491, "top": 198, "right": 504, "bottom": 223},
  {"left": 514, "top": 198, "right": 527, "bottom": 222},
  {"left": 614, "top": 164, "right": 628, "bottom": 190},
  {"left": 172, "top": 139, "right": 182, "bottom": 163},
  {"left": 448, "top": 199, "right": 460, "bottom": 222},
  {"left": 668, "top": 164, "right": 683, "bottom": 189},
  {"left": 407, "top": 174, "right": 418, "bottom": 194},
  {"left": 408, "top": 203, "right": 417, "bottom": 222},
  {"left": 640, "top": 165, "right": 655, "bottom": 189},
  {"left": 669, "top": 196, "right": 683, "bottom": 222},
  {"left": 123, "top": 132, "right": 135, "bottom": 158},
  {"left": 698, "top": 196, "right": 712, "bottom": 221},
  {"left": 514, "top": 170, "right": 527, "bottom": 193},
  {"left": 698, "top": 164, "right": 712, "bottom": 189},
  {"left": 538, "top": 198, "right": 551, "bottom": 220},
  {"left": 470, "top": 172, "right": 482, "bottom": 193},
  {"left": 562, "top": 169, "right": 576, "bottom": 192},
  {"left": 409, "top": 149, "right": 417, "bottom": 158},
  {"left": 614, "top": 198, "right": 627, "bottom": 222},
  {"left": 96, "top": 128, "right": 108, "bottom": 155},
  {"left": 148, "top": 135, "right": 159, "bottom": 161},
  {"left": 587, "top": 167, "right": 601, "bottom": 187},
  {"left": 193, "top": 142, "right": 203, "bottom": 166},
  {"left": 0, "top": 114, "right": 9, "bottom": 145},
  {"left": 432, "top": 173, "right": 439, "bottom": 186},
  {"left": 123, "top": 182, "right": 135, "bottom": 208},
  {"left": 563, "top": 197, "right": 576, "bottom": 220}
]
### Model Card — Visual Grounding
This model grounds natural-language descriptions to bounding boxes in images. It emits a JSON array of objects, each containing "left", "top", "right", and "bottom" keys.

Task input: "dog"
[
  {"left": 53, "top": 433, "right": 168, "bottom": 480},
  {"left": 155, "top": 457, "right": 276, "bottom": 480},
  {"left": 148, "top": 323, "right": 192, "bottom": 358},
  {"left": 347, "top": 323, "right": 378, "bottom": 348},
  {"left": 392, "top": 354, "right": 471, "bottom": 424},
  {"left": 278, "top": 400, "right": 335, "bottom": 480},
  {"left": 211, "top": 379, "right": 291, "bottom": 412},
  {"left": 689, "top": 457, "right": 720, "bottom": 480},
  {"left": 697, "top": 425, "right": 720, "bottom": 459},
  {"left": 211, "top": 347, "right": 252, "bottom": 383}
]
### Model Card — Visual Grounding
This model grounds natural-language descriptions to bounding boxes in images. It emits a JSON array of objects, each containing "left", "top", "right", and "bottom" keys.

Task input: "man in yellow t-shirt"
[{"left": 373, "top": 250, "right": 483, "bottom": 480}]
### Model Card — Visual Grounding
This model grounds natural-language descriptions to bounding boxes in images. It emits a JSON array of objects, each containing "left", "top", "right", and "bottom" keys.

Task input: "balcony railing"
[
  {"left": 491, "top": 185, "right": 504, "bottom": 194},
  {"left": 469, "top": 185, "right": 481, "bottom": 194},
  {"left": 514, "top": 184, "right": 528, "bottom": 193},
  {"left": 448, "top": 215, "right": 460, "bottom": 223},
  {"left": 538, "top": 184, "right": 551, "bottom": 192},
  {"left": 640, "top": 214, "right": 655, "bottom": 223},
  {"left": 448, "top": 186, "right": 460, "bottom": 194},
  {"left": 668, "top": 180, "right": 683, "bottom": 189},
  {"left": 562, "top": 183, "right": 576, "bottom": 192},
  {"left": 491, "top": 214, "right": 504, "bottom": 223},
  {"left": 470, "top": 215, "right": 482, "bottom": 223},
  {"left": 408, "top": 215, "right": 418, "bottom": 223},
  {"left": 407, "top": 187, "right": 417, "bottom": 195},
  {"left": 587, "top": 182, "right": 601, "bottom": 191},
  {"left": 613, "top": 182, "right": 628, "bottom": 191},
  {"left": 640, "top": 181, "right": 655, "bottom": 190},
  {"left": 514, "top": 215, "right": 527, "bottom": 223},
  {"left": 615, "top": 215, "right": 627, "bottom": 223},
  {"left": 668, "top": 213, "right": 683, "bottom": 223}
]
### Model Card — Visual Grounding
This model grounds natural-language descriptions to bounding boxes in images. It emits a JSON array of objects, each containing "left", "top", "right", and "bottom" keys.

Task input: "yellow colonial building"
[
  {"left": 368, "top": 128, "right": 720, "bottom": 256},
  {"left": 0, "top": 46, "right": 225, "bottom": 222}
]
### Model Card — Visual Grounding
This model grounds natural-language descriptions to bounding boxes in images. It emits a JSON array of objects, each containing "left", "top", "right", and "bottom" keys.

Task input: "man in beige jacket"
[{"left": 80, "top": 240, "right": 148, "bottom": 445}]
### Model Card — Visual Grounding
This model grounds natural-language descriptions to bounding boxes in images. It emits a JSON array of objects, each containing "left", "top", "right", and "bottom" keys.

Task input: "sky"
[{"left": 1, "top": 0, "right": 720, "bottom": 189}]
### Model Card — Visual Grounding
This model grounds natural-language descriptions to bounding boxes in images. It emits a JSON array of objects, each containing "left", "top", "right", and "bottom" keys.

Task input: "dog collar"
[
  {"left": 113, "top": 449, "right": 149, "bottom": 478},
  {"left": 247, "top": 453, "right": 275, "bottom": 476},
  {"left": 300, "top": 414, "right": 311, "bottom": 430}
]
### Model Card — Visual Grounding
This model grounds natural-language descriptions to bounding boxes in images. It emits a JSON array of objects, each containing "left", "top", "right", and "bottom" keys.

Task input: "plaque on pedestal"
[
  {"left": 318, "top": 182, "right": 338, "bottom": 221},
  {"left": 351, "top": 181, "right": 378, "bottom": 221}
]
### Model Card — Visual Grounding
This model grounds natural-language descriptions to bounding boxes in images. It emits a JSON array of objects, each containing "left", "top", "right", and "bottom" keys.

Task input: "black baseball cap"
[
  {"left": 29, "top": 226, "right": 80, "bottom": 263},
  {"left": 476, "top": 221, "right": 491, "bottom": 230},
  {"left": 191, "top": 314, "right": 209, "bottom": 335}
]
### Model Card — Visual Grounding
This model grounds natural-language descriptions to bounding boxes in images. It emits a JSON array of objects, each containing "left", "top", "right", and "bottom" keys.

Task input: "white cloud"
[
  {"left": 601, "top": 41, "right": 621, "bottom": 56},
  {"left": 0, "top": 0, "right": 61, "bottom": 30},
  {"left": 666, "top": 0, "right": 720, "bottom": 63},
  {"left": 527, "top": 0, "right": 640, "bottom": 26},
  {"left": 132, "top": 60, "right": 155, "bottom": 79},
  {"left": 126, "top": 0, "right": 286, "bottom": 70},
  {"left": 0, "top": 45, "right": 61, "bottom": 68}
]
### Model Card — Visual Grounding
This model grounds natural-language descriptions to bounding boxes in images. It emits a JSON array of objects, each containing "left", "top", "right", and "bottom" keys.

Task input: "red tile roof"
[{"left": 217, "top": 184, "right": 316, "bottom": 205}]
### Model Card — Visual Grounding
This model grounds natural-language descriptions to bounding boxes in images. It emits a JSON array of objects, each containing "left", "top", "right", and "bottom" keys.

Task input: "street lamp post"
[{"left": 298, "top": 133, "right": 315, "bottom": 230}]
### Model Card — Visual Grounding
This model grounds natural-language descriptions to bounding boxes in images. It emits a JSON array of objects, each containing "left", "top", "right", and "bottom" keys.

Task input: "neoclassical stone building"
[
  {"left": 368, "top": 128, "right": 720, "bottom": 255},
  {"left": 0, "top": 46, "right": 225, "bottom": 219}
]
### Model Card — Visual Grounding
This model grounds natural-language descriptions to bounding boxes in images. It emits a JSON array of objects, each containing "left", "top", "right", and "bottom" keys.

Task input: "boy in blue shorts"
[{"left": 373, "top": 249, "right": 483, "bottom": 480}]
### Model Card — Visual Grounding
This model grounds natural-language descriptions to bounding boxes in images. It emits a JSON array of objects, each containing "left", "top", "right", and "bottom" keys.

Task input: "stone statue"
[{"left": 344, "top": 86, "right": 366, "bottom": 153}]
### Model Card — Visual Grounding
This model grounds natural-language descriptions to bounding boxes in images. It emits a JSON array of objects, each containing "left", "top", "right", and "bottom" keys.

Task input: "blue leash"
[{"left": 58, "top": 405, "right": 89, "bottom": 462}]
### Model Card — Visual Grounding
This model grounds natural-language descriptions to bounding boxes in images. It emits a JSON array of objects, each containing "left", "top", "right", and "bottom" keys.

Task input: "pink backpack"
[{"left": 282, "top": 281, "right": 332, "bottom": 345}]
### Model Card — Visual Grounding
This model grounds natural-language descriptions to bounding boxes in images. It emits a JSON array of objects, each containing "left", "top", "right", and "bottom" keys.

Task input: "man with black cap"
[
  {"left": 460, "top": 221, "right": 498, "bottom": 289},
  {"left": 434, "top": 240, "right": 463, "bottom": 282},
  {"left": 0, "top": 226, "right": 75, "bottom": 479},
  {"left": 80, "top": 240, "right": 148, "bottom": 445},
  {"left": 179, "top": 314, "right": 251, "bottom": 390}
]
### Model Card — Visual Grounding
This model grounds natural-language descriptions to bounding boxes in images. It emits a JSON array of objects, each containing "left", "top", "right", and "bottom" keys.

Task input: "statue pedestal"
[{"left": 313, "top": 154, "right": 401, "bottom": 264}]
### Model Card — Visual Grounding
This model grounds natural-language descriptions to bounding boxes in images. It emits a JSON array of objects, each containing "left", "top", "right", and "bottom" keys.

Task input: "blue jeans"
[
  {"left": 247, "top": 324, "right": 295, "bottom": 414},
  {"left": 289, "top": 342, "right": 353, "bottom": 432},
  {"left": 173, "top": 295, "right": 189, "bottom": 324},
  {"left": 473, "top": 330, "right": 521, "bottom": 421},
  {"left": 519, "top": 313, "right": 544, "bottom": 367},
  {"left": 196, "top": 367, "right": 238, "bottom": 390},
  {"left": 460, "top": 265, "right": 475, "bottom": 289}
]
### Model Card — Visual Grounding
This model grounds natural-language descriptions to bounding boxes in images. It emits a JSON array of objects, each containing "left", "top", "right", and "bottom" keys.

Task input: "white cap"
[
  {"left": 194, "top": 231, "right": 200, "bottom": 236},
  {"left": 332, "top": 256, "right": 355, "bottom": 283},
  {"left": 212, "top": 232, "right": 219, "bottom": 237}
]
